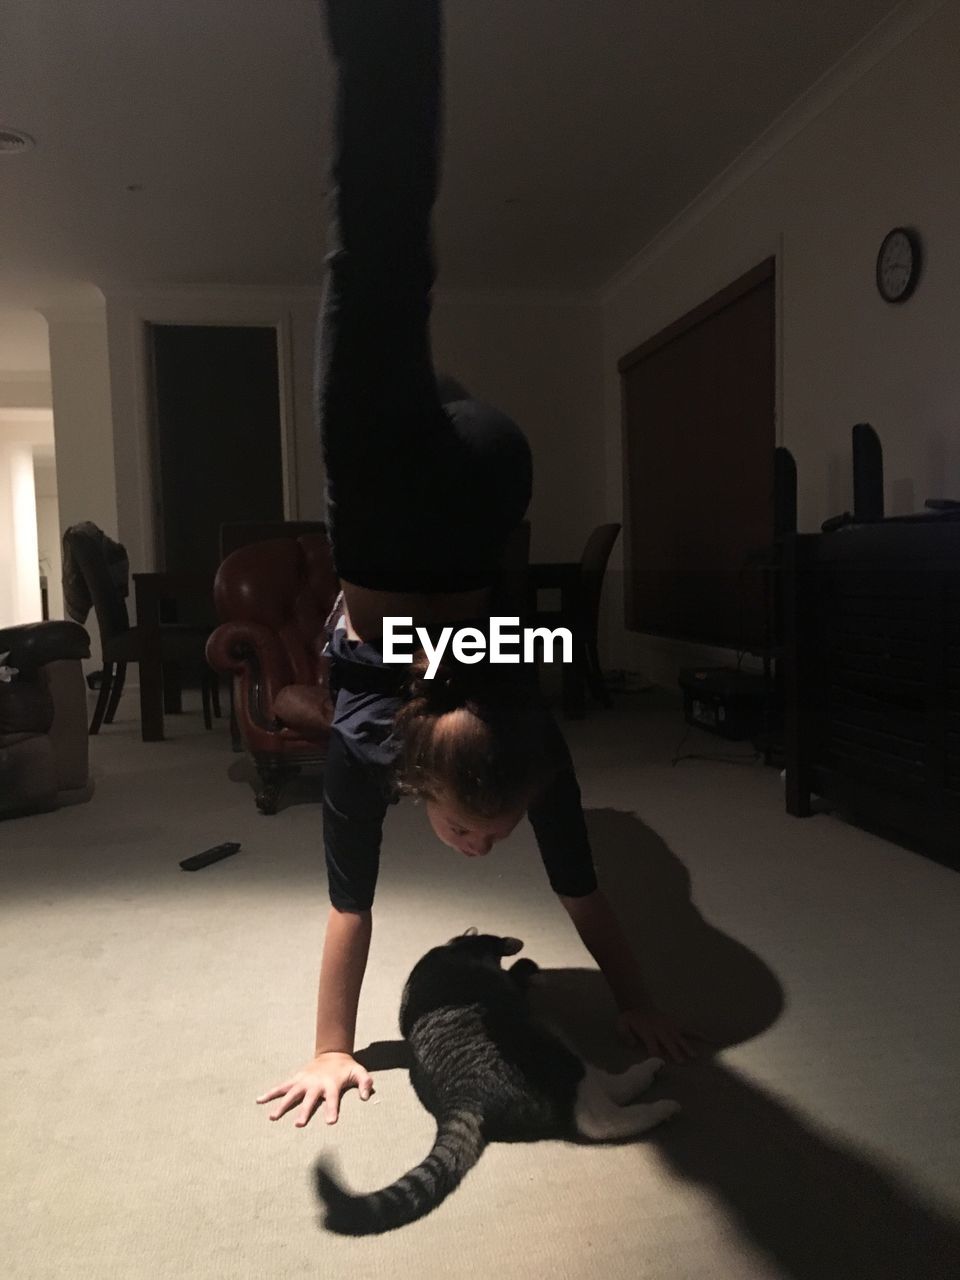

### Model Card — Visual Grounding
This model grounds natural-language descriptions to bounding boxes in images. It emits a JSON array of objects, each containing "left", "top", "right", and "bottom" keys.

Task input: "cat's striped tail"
[{"left": 314, "top": 1109, "right": 485, "bottom": 1236}]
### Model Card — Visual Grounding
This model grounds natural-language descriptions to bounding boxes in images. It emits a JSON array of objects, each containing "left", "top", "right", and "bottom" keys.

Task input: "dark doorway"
[
  {"left": 149, "top": 324, "right": 286, "bottom": 587},
  {"left": 619, "top": 259, "right": 776, "bottom": 652}
]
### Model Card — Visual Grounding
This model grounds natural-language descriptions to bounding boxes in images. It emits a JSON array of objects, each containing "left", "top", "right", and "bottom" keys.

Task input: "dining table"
[
  {"left": 134, "top": 560, "right": 587, "bottom": 737},
  {"left": 527, "top": 560, "right": 586, "bottom": 719},
  {"left": 133, "top": 571, "right": 217, "bottom": 742}
]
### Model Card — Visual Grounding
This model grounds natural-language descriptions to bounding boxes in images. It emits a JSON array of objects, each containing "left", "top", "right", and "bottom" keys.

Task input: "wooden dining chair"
[
  {"left": 529, "top": 522, "right": 621, "bottom": 717},
  {"left": 63, "top": 527, "right": 218, "bottom": 735}
]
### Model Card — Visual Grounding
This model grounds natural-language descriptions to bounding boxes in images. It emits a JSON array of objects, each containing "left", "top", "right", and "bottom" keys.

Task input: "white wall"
[
  {"left": 43, "top": 307, "right": 117, "bottom": 668},
  {"left": 97, "top": 285, "right": 604, "bottom": 576},
  {"left": 432, "top": 293, "right": 605, "bottom": 562},
  {"left": 600, "top": 0, "right": 960, "bottom": 683},
  {"left": 0, "top": 316, "right": 57, "bottom": 630},
  {"left": 35, "top": 456, "right": 63, "bottom": 621},
  {"left": 46, "top": 307, "right": 118, "bottom": 541},
  {"left": 0, "top": 441, "right": 40, "bottom": 626},
  {"left": 104, "top": 287, "right": 322, "bottom": 571},
  {"left": 0, "top": 373, "right": 52, "bottom": 412},
  {"left": 0, "top": 415, "right": 55, "bottom": 628}
]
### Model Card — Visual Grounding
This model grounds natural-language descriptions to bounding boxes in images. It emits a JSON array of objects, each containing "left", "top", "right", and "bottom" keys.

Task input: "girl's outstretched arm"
[{"left": 559, "top": 888, "right": 701, "bottom": 1063}]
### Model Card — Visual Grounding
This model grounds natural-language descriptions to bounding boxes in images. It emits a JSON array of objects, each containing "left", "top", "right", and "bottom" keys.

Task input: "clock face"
[{"left": 877, "top": 227, "right": 920, "bottom": 303}]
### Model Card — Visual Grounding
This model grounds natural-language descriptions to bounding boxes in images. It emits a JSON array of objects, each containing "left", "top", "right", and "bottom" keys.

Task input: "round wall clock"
[{"left": 876, "top": 227, "right": 922, "bottom": 303}]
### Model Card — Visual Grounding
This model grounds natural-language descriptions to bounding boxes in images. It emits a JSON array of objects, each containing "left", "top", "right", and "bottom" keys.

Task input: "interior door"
[{"left": 149, "top": 323, "right": 286, "bottom": 589}]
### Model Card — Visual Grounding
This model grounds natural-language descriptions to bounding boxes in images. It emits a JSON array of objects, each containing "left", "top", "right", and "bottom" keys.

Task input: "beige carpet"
[{"left": 3, "top": 688, "right": 959, "bottom": 1279}]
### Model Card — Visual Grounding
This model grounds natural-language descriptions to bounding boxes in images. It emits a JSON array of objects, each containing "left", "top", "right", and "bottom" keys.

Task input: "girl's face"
[{"left": 425, "top": 794, "right": 526, "bottom": 858}]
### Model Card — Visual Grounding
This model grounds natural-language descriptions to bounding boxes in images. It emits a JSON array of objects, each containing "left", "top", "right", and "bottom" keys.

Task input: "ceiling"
[{"left": 1, "top": 0, "right": 904, "bottom": 332}]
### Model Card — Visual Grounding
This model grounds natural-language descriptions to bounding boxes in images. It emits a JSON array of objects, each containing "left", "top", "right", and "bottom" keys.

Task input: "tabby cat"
[{"left": 314, "top": 929, "right": 679, "bottom": 1235}]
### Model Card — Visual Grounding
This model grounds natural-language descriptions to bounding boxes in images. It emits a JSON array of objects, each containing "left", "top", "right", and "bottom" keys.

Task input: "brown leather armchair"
[{"left": 205, "top": 533, "right": 339, "bottom": 813}]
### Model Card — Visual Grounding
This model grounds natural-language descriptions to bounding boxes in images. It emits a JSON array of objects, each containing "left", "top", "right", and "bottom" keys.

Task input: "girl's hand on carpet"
[
  {"left": 616, "top": 1008, "right": 700, "bottom": 1063},
  {"left": 256, "top": 1053, "right": 375, "bottom": 1127}
]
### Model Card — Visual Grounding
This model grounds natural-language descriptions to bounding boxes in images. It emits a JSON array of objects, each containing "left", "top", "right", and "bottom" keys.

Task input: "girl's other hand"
[
  {"left": 256, "top": 1052, "right": 374, "bottom": 1127},
  {"left": 616, "top": 1008, "right": 706, "bottom": 1063}
]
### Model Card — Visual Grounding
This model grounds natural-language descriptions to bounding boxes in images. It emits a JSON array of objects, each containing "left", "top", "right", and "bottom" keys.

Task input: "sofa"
[{"left": 0, "top": 621, "right": 93, "bottom": 819}]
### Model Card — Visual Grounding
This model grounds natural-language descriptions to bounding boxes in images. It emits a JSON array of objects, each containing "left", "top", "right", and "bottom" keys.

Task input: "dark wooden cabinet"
[{"left": 784, "top": 519, "right": 960, "bottom": 864}]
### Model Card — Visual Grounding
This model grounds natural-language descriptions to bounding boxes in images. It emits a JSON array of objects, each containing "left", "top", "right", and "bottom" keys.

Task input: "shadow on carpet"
[{"left": 351, "top": 808, "right": 960, "bottom": 1278}]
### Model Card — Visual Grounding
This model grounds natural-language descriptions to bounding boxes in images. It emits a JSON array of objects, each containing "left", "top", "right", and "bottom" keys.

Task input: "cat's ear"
[
  {"left": 499, "top": 936, "right": 523, "bottom": 955},
  {"left": 461, "top": 926, "right": 478, "bottom": 937}
]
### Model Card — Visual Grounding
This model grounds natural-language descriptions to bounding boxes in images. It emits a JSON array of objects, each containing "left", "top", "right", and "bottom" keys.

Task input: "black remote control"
[{"left": 179, "top": 842, "right": 241, "bottom": 872}]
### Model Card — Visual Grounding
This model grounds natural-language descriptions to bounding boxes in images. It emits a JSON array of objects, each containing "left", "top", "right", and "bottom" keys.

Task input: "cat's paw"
[
  {"left": 612, "top": 1057, "right": 664, "bottom": 1102},
  {"left": 650, "top": 1099, "right": 681, "bottom": 1125}
]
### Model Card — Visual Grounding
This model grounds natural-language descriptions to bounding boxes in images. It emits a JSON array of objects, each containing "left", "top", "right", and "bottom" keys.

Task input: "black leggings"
[{"left": 316, "top": 0, "right": 532, "bottom": 593}]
